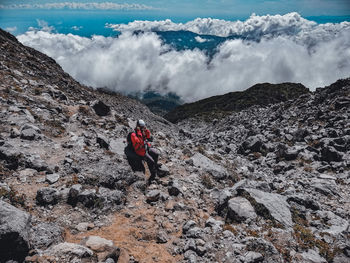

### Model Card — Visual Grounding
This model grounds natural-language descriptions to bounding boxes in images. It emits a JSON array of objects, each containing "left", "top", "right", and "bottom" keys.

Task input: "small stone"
[
  {"left": 168, "top": 180, "right": 181, "bottom": 196},
  {"left": 36, "top": 187, "right": 59, "bottom": 205},
  {"left": 97, "top": 134, "right": 110, "bottom": 149},
  {"left": 10, "top": 127, "right": 20, "bottom": 138},
  {"left": 46, "top": 173, "right": 60, "bottom": 184},
  {"left": 146, "top": 190, "right": 160, "bottom": 203},
  {"left": 244, "top": 251, "right": 264, "bottom": 263},
  {"left": 157, "top": 164, "right": 170, "bottom": 177}
]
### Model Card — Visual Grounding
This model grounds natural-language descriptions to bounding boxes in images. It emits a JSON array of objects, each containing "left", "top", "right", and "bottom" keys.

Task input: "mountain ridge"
[{"left": 165, "top": 82, "right": 310, "bottom": 123}]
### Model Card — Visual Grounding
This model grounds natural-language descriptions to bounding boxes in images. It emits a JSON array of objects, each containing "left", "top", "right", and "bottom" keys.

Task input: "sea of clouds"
[{"left": 17, "top": 13, "right": 350, "bottom": 102}]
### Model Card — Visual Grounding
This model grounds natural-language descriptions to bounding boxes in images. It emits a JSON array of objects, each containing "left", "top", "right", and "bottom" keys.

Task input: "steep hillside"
[
  {"left": 1, "top": 27, "right": 350, "bottom": 263},
  {"left": 165, "top": 82, "right": 309, "bottom": 123}
]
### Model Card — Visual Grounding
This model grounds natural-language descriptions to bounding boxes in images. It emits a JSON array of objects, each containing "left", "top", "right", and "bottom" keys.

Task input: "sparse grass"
[
  {"left": 33, "top": 87, "right": 42, "bottom": 95},
  {"left": 13, "top": 85, "right": 23, "bottom": 93},
  {"left": 104, "top": 150, "right": 115, "bottom": 156},
  {"left": 201, "top": 174, "right": 215, "bottom": 189},
  {"left": 293, "top": 224, "right": 338, "bottom": 262},
  {"left": 291, "top": 207, "right": 309, "bottom": 226},
  {"left": 0, "top": 186, "right": 26, "bottom": 207},
  {"left": 246, "top": 229, "right": 259, "bottom": 237},
  {"left": 44, "top": 119, "right": 65, "bottom": 137},
  {"left": 197, "top": 145, "right": 206, "bottom": 155},
  {"left": 223, "top": 224, "right": 238, "bottom": 235},
  {"left": 78, "top": 105, "right": 91, "bottom": 116}
]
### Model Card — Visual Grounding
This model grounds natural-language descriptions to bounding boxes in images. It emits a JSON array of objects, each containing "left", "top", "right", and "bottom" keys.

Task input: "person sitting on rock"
[{"left": 125, "top": 119, "right": 160, "bottom": 185}]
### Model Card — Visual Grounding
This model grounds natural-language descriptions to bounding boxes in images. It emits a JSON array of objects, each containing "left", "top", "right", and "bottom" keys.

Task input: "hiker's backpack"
[{"left": 126, "top": 131, "right": 134, "bottom": 146}]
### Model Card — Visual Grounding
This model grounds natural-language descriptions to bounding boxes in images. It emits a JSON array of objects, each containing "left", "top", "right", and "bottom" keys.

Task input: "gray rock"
[
  {"left": 227, "top": 197, "right": 257, "bottom": 223},
  {"left": 238, "top": 135, "right": 266, "bottom": 155},
  {"left": 24, "top": 154, "right": 49, "bottom": 172},
  {"left": 82, "top": 235, "right": 120, "bottom": 262},
  {"left": 146, "top": 190, "right": 161, "bottom": 203},
  {"left": 43, "top": 242, "right": 94, "bottom": 260},
  {"left": 240, "top": 188, "right": 293, "bottom": 227},
  {"left": 46, "top": 173, "right": 60, "bottom": 184},
  {"left": 156, "top": 231, "right": 168, "bottom": 244},
  {"left": 67, "top": 184, "right": 82, "bottom": 206},
  {"left": 36, "top": 187, "right": 59, "bottom": 205},
  {"left": 183, "top": 220, "right": 197, "bottom": 234},
  {"left": 77, "top": 189, "right": 99, "bottom": 208},
  {"left": 10, "top": 127, "right": 20, "bottom": 138},
  {"left": 186, "top": 227, "right": 202, "bottom": 238},
  {"left": 20, "top": 128, "right": 39, "bottom": 140},
  {"left": 168, "top": 180, "right": 181, "bottom": 196},
  {"left": 157, "top": 163, "right": 170, "bottom": 177},
  {"left": 287, "top": 195, "right": 320, "bottom": 210},
  {"left": 29, "top": 222, "right": 63, "bottom": 249},
  {"left": 300, "top": 249, "right": 327, "bottom": 263},
  {"left": 0, "top": 200, "right": 31, "bottom": 262},
  {"left": 98, "top": 188, "right": 125, "bottom": 206},
  {"left": 191, "top": 152, "right": 227, "bottom": 178},
  {"left": 0, "top": 145, "right": 22, "bottom": 170},
  {"left": 244, "top": 251, "right": 264, "bottom": 263}
]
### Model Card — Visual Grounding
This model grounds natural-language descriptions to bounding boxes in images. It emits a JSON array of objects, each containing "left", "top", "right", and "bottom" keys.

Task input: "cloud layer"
[
  {"left": 17, "top": 13, "right": 350, "bottom": 102},
  {"left": 0, "top": 2, "right": 155, "bottom": 11}
]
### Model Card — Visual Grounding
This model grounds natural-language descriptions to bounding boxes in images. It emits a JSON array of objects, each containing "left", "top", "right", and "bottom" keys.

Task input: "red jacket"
[{"left": 131, "top": 128, "right": 151, "bottom": 156}]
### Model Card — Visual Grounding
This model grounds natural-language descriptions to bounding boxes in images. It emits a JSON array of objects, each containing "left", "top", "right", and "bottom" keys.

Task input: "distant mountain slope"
[{"left": 164, "top": 82, "right": 310, "bottom": 123}]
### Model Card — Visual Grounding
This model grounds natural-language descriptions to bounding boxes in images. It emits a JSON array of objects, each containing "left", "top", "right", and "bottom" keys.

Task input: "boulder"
[
  {"left": 36, "top": 187, "right": 59, "bottom": 205},
  {"left": 20, "top": 124, "right": 41, "bottom": 140},
  {"left": 0, "top": 145, "right": 22, "bottom": 170},
  {"left": 227, "top": 197, "right": 257, "bottom": 223},
  {"left": 77, "top": 189, "right": 99, "bottom": 208},
  {"left": 91, "top": 100, "right": 110, "bottom": 116},
  {"left": 43, "top": 242, "right": 94, "bottom": 261},
  {"left": 29, "top": 222, "right": 63, "bottom": 249},
  {"left": 24, "top": 154, "right": 49, "bottom": 172},
  {"left": 82, "top": 236, "right": 120, "bottom": 262},
  {"left": 0, "top": 200, "right": 31, "bottom": 262},
  {"left": 239, "top": 188, "right": 293, "bottom": 228},
  {"left": 20, "top": 128, "right": 39, "bottom": 140},
  {"left": 238, "top": 135, "right": 266, "bottom": 155}
]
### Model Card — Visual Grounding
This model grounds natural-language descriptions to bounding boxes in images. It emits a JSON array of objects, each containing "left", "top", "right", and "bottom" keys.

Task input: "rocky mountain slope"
[
  {"left": 1, "top": 27, "right": 350, "bottom": 263},
  {"left": 165, "top": 83, "right": 309, "bottom": 123}
]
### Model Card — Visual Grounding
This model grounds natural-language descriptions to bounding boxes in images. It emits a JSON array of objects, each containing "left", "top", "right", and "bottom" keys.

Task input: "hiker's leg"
[{"left": 145, "top": 152, "right": 157, "bottom": 184}]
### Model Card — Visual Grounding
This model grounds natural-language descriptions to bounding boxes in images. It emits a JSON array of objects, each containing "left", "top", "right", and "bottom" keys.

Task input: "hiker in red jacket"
[{"left": 125, "top": 119, "right": 160, "bottom": 185}]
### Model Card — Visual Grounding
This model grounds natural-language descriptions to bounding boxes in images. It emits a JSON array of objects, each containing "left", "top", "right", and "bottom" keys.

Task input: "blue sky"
[
  {"left": 1, "top": 0, "right": 349, "bottom": 36},
  {"left": 1, "top": 0, "right": 350, "bottom": 16}
]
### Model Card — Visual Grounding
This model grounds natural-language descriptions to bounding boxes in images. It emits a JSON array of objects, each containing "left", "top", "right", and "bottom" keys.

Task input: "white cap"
[{"left": 137, "top": 119, "right": 146, "bottom": 127}]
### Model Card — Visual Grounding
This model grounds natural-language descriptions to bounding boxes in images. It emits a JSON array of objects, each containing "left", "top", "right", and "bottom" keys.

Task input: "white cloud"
[
  {"left": 17, "top": 14, "right": 350, "bottom": 102},
  {"left": 5, "top": 26, "right": 17, "bottom": 33},
  {"left": 71, "top": 26, "right": 83, "bottom": 31},
  {"left": 195, "top": 36, "right": 208, "bottom": 43},
  {"left": 107, "top": 12, "right": 318, "bottom": 37},
  {"left": 0, "top": 2, "right": 155, "bottom": 11}
]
